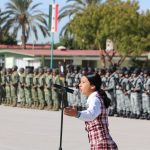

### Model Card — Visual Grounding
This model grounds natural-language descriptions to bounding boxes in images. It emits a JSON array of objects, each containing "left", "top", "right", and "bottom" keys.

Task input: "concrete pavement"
[{"left": 0, "top": 105, "right": 150, "bottom": 150}]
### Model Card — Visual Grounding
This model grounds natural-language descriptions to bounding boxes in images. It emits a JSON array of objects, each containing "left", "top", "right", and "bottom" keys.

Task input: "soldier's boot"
[
  {"left": 126, "top": 111, "right": 130, "bottom": 118},
  {"left": 28, "top": 102, "right": 32, "bottom": 108},
  {"left": 22, "top": 101, "right": 26, "bottom": 108},
  {"left": 108, "top": 109, "right": 114, "bottom": 116},
  {"left": 140, "top": 113, "right": 146, "bottom": 119},
  {"left": 135, "top": 114, "right": 140, "bottom": 119},
  {"left": 18, "top": 102, "right": 21, "bottom": 107},
  {"left": 35, "top": 102, "right": 39, "bottom": 109},
  {"left": 25, "top": 103, "right": 29, "bottom": 108},
  {"left": 38, "top": 103, "right": 41, "bottom": 109},
  {"left": 52, "top": 103, "right": 56, "bottom": 111},
  {"left": 47, "top": 104, "right": 53, "bottom": 110},
  {"left": 6, "top": 100, "right": 9, "bottom": 106},
  {"left": 130, "top": 113, "right": 134, "bottom": 118},
  {"left": 147, "top": 114, "right": 150, "bottom": 120},
  {"left": 4, "top": 100, "right": 8, "bottom": 106},
  {"left": 122, "top": 111, "right": 126, "bottom": 118},
  {"left": 3, "top": 100, "right": 6, "bottom": 105},
  {"left": 2, "top": 99, "right": 5, "bottom": 104},
  {"left": 21, "top": 101, "right": 24, "bottom": 107},
  {"left": 32, "top": 102, "right": 36, "bottom": 109},
  {"left": 8, "top": 100, "right": 12, "bottom": 106},
  {"left": 39, "top": 103, "right": 42, "bottom": 110},
  {"left": 56, "top": 104, "right": 60, "bottom": 111},
  {"left": 39, "top": 103, "right": 44, "bottom": 110},
  {"left": 22, "top": 102, "right": 25, "bottom": 108},
  {"left": 8, "top": 100, "right": 11, "bottom": 106},
  {"left": 49, "top": 104, "right": 53, "bottom": 110},
  {"left": 52, "top": 104, "right": 59, "bottom": 111},
  {"left": 12, "top": 100, "right": 17, "bottom": 107}
]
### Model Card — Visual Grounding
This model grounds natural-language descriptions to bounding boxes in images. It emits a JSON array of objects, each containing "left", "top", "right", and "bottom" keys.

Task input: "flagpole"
[
  {"left": 51, "top": 1, "right": 64, "bottom": 148},
  {"left": 50, "top": 0, "right": 56, "bottom": 69},
  {"left": 49, "top": 2, "right": 64, "bottom": 150},
  {"left": 50, "top": 32, "right": 54, "bottom": 69}
]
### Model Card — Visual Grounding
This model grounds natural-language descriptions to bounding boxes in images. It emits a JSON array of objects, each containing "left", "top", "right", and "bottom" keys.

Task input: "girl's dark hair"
[{"left": 86, "top": 73, "right": 111, "bottom": 108}]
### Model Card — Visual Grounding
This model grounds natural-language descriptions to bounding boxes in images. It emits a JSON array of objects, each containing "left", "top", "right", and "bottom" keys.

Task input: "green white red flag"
[{"left": 49, "top": 4, "right": 59, "bottom": 32}]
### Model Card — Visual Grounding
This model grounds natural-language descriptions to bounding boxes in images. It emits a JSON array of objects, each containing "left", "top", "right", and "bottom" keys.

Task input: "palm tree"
[
  {"left": 0, "top": 9, "right": 8, "bottom": 41},
  {"left": 59, "top": 0, "right": 102, "bottom": 37},
  {"left": 4, "top": 0, "right": 50, "bottom": 49}
]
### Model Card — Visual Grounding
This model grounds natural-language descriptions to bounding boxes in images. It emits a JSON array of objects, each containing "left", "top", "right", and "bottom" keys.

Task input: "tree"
[
  {"left": 68, "top": 0, "right": 150, "bottom": 67},
  {"left": 0, "top": 9, "right": 17, "bottom": 44},
  {"left": 59, "top": 0, "right": 102, "bottom": 37},
  {"left": 4, "top": 0, "right": 50, "bottom": 49}
]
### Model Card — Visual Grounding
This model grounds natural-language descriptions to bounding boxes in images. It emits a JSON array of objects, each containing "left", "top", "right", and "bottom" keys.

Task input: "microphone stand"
[
  {"left": 53, "top": 84, "right": 74, "bottom": 150},
  {"left": 58, "top": 60, "right": 76, "bottom": 150},
  {"left": 59, "top": 88, "right": 65, "bottom": 150}
]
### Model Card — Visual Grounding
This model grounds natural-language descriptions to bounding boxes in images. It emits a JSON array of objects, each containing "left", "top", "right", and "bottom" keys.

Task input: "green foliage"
[
  {"left": 3, "top": 0, "right": 50, "bottom": 48},
  {"left": 61, "top": 0, "right": 150, "bottom": 66},
  {"left": 59, "top": 0, "right": 102, "bottom": 41},
  {"left": 0, "top": 9, "right": 17, "bottom": 44},
  {"left": 0, "top": 32, "right": 17, "bottom": 44}
]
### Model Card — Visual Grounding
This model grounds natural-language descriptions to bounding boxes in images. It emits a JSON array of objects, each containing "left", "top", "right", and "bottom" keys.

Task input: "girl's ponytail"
[{"left": 98, "top": 89, "right": 111, "bottom": 108}]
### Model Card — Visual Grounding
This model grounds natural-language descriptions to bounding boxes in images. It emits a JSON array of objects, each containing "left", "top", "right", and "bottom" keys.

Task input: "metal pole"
[
  {"left": 59, "top": 92, "right": 64, "bottom": 150},
  {"left": 50, "top": 0, "right": 55, "bottom": 69},
  {"left": 50, "top": 32, "right": 54, "bottom": 69}
]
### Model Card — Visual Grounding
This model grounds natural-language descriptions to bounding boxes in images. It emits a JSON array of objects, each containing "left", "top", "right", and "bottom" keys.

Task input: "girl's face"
[{"left": 79, "top": 76, "right": 95, "bottom": 96}]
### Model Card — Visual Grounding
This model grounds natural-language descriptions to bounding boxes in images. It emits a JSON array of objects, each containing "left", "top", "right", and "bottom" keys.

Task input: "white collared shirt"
[{"left": 79, "top": 91, "right": 101, "bottom": 121}]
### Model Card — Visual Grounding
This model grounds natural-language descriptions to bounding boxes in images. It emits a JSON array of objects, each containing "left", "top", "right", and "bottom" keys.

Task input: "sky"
[{"left": 0, "top": 0, "right": 150, "bottom": 44}]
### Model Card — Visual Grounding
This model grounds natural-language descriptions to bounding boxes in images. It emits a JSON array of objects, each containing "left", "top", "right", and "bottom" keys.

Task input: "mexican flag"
[{"left": 49, "top": 4, "right": 59, "bottom": 32}]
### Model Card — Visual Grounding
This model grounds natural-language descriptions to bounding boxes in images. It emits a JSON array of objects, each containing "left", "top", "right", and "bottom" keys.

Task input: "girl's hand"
[{"left": 64, "top": 106, "right": 78, "bottom": 117}]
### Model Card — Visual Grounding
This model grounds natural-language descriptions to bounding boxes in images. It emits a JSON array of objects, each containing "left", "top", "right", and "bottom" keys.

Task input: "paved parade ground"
[{"left": 0, "top": 105, "right": 150, "bottom": 150}]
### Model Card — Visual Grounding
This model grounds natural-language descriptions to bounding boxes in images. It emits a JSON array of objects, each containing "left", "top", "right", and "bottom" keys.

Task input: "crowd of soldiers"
[
  {"left": 66, "top": 65, "right": 150, "bottom": 120},
  {"left": 0, "top": 65, "right": 150, "bottom": 120},
  {"left": 0, "top": 66, "right": 63, "bottom": 111}
]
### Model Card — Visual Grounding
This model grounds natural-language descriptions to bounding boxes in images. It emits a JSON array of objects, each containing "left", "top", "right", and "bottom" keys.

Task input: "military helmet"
[
  {"left": 143, "top": 70, "right": 149, "bottom": 75},
  {"left": 19, "top": 67, "right": 24, "bottom": 73},
  {"left": 133, "top": 68, "right": 141, "bottom": 74},
  {"left": 106, "top": 68, "right": 113, "bottom": 73},
  {"left": 118, "top": 69, "right": 124, "bottom": 74}
]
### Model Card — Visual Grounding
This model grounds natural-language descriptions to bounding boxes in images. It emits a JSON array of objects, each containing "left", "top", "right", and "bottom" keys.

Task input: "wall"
[{"left": 5, "top": 57, "right": 15, "bottom": 68}]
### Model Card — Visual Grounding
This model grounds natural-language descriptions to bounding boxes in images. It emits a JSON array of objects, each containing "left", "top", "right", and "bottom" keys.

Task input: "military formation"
[
  {"left": 0, "top": 65, "right": 150, "bottom": 120},
  {"left": 0, "top": 66, "right": 63, "bottom": 111},
  {"left": 66, "top": 65, "right": 150, "bottom": 120}
]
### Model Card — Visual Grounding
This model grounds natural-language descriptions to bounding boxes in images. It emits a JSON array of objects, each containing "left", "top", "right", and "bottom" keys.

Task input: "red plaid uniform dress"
[{"left": 85, "top": 94, "right": 118, "bottom": 150}]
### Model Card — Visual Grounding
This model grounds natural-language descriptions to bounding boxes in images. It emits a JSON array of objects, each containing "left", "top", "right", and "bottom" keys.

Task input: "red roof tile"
[
  {"left": 0, "top": 44, "right": 50, "bottom": 49},
  {"left": 10, "top": 49, "right": 119, "bottom": 57}
]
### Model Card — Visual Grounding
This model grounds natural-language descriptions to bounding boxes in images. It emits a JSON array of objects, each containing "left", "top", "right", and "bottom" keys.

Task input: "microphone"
[{"left": 53, "top": 84, "right": 75, "bottom": 94}]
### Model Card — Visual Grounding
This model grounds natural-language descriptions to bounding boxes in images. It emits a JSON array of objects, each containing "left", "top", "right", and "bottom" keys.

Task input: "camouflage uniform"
[
  {"left": 116, "top": 70, "right": 125, "bottom": 116},
  {"left": 38, "top": 68, "right": 45, "bottom": 110},
  {"left": 122, "top": 71, "right": 132, "bottom": 117},
  {"left": 32, "top": 69, "right": 39, "bottom": 109},
  {"left": 44, "top": 68, "right": 53, "bottom": 110},
  {"left": 0, "top": 68, "right": 6, "bottom": 104},
  {"left": 52, "top": 69, "right": 62, "bottom": 111},
  {"left": 5, "top": 69, "right": 12, "bottom": 106},
  {"left": 66, "top": 69, "right": 75, "bottom": 106},
  {"left": 25, "top": 68, "right": 33, "bottom": 108},
  {"left": 10, "top": 66, "right": 19, "bottom": 107},
  {"left": 104, "top": 69, "right": 116, "bottom": 116},
  {"left": 18, "top": 68, "right": 26, "bottom": 107},
  {"left": 130, "top": 69, "right": 143, "bottom": 119},
  {"left": 141, "top": 70, "right": 150, "bottom": 119},
  {"left": 0, "top": 72, "right": 1, "bottom": 104}
]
